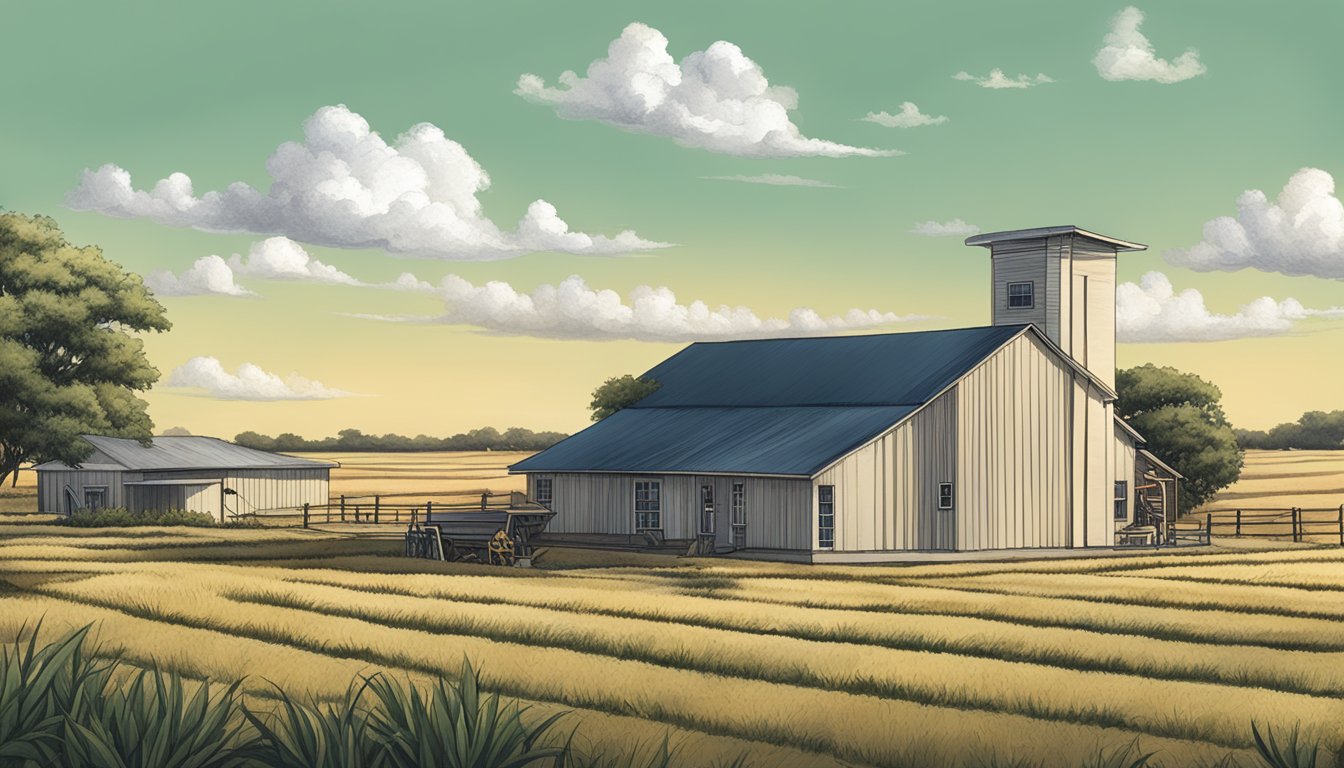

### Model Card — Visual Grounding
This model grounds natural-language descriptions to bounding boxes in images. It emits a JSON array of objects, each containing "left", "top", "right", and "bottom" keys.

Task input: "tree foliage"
[
  {"left": 233, "top": 426, "right": 567, "bottom": 453},
  {"left": 588, "top": 374, "right": 660, "bottom": 421},
  {"left": 1116, "top": 364, "right": 1242, "bottom": 513},
  {"left": 1237, "top": 410, "right": 1344, "bottom": 450},
  {"left": 0, "top": 213, "right": 169, "bottom": 485}
]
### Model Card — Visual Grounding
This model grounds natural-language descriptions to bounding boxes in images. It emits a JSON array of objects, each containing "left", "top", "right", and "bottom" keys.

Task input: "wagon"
[{"left": 404, "top": 505, "right": 554, "bottom": 566}]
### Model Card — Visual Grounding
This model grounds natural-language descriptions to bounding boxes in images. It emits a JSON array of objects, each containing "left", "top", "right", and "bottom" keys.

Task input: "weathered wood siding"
[
  {"left": 37, "top": 470, "right": 126, "bottom": 513},
  {"left": 529, "top": 472, "right": 811, "bottom": 548},
  {"left": 812, "top": 389, "right": 957, "bottom": 552}
]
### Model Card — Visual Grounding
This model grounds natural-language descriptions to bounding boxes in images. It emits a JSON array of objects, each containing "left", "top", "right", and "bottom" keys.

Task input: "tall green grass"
[{"left": 2, "top": 624, "right": 1337, "bottom": 768}]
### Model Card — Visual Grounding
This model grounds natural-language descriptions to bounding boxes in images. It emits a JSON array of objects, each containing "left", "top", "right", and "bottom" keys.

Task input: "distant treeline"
[
  {"left": 1236, "top": 410, "right": 1344, "bottom": 450},
  {"left": 234, "top": 427, "right": 567, "bottom": 453}
]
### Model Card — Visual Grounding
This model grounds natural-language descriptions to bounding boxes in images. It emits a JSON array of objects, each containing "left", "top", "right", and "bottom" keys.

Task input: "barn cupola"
[{"left": 965, "top": 226, "right": 1146, "bottom": 390}]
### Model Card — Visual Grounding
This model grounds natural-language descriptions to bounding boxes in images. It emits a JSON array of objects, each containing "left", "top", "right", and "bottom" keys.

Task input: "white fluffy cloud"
[
  {"left": 229, "top": 237, "right": 360, "bottom": 285},
  {"left": 1167, "top": 168, "right": 1344, "bottom": 279},
  {"left": 953, "top": 70, "right": 1053, "bottom": 89},
  {"left": 911, "top": 219, "right": 980, "bottom": 237},
  {"left": 1116, "top": 272, "right": 1344, "bottom": 342},
  {"left": 373, "top": 273, "right": 925, "bottom": 342},
  {"left": 515, "top": 22, "right": 895, "bottom": 158},
  {"left": 862, "top": 102, "right": 948, "bottom": 128},
  {"left": 700, "top": 174, "right": 838, "bottom": 188},
  {"left": 166, "top": 357, "right": 354, "bottom": 401},
  {"left": 1093, "top": 7, "right": 1205, "bottom": 83},
  {"left": 145, "top": 255, "right": 255, "bottom": 297},
  {"left": 67, "top": 105, "right": 666, "bottom": 260}
]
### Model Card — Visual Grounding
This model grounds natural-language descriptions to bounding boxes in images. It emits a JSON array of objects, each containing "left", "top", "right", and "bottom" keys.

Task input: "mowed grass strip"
[
  {"left": 0, "top": 594, "right": 841, "bottom": 768},
  {"left": 28, "top": 568, "right": 1344, "bottom": 753},
  {"left": 276, "top": 569, "right": 1344, "bottom": 697},
  {"left": 3, "top": 574, "right": 1251, "bottom": 767}
]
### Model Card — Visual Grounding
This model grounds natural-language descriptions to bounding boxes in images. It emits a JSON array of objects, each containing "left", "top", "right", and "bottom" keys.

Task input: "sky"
[{"left": 3, "top": 0, "right": 1343, "bottom": 437}]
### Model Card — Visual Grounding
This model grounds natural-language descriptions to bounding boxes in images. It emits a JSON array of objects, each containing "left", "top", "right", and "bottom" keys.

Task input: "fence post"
[
  {"left": 302, "top": 502, "right": 309, "bottom": 529},
  {"left": 340, "top": 495, "right": 346, "bottom": 522},
  {"left": 426, "top": 501, "right": 433, "bottom": 522},
  {"left": 1235, "top": 509, "right": 1242, "bottom": 537},
  {"left": 1338, "top": 505, "right": 1343, "bottom": 547},
  {"left": 374, "top": 495, "right": 380, "bottom": 525},
  {"left": 1205, "top": 512, "right": 1212, "bottom": 538},
  {"left": 481, "top": 492, "right": 488, "bottom": 511},
  {"left": 1292, "top": 507, "right": 1301, "bottom": 543}
]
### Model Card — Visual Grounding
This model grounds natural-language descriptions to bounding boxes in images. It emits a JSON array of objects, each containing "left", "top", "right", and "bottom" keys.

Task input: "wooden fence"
[
  {"left": 1200, "top": 506, "right": 1344, "bottom": 545},
  {"left": 238, "top": 490, "right": 527, "bottom": 529}
]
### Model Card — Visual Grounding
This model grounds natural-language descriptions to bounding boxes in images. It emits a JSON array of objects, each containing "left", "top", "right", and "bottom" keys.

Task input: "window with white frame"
[
  {"left": 534, "top": 477, "right": 553, "bottom": 509},
  {"left": 1114, "top": 480, "right": 1128, "bottom": 520},
  {"left": 634, "top": 480, "right": 662, "bottom": 531},
  {"left": 730, "top": 482, "right": 746, "bottom": 548},
  {"left": 817, "top": 485, "right": 835, "bottom": 549},
  {"left": 1007, "top": 281, "right": 1034, "bottom": 309},
  {"left": 938, "top": 482, "right": 954, "bottom": 510}
]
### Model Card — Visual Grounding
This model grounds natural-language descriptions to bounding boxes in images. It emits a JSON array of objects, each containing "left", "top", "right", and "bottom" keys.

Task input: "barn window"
[
  {"left": 1007, "top": 281, "right": 1034, "bottom": 309},
  {"left": 83, "top": 487, "right": 107, "bottom": 511},
  {"left": 730, "top": 482, "right": 746, "bottom": 548},
  {"left": 938, "top": 482, "right": 954, "bottom": 510},
  {"left": 817, "top": 485, "right": 835, "bottom": 549},
  {"left": 1114, "top": 481, "right": 1128, "bottom": 520},
  {"left": 534, "top": 477, "right": 553, "bottom": 509},
  {"left": 634, "top": 480, "right": 662, "bottom": 531}
]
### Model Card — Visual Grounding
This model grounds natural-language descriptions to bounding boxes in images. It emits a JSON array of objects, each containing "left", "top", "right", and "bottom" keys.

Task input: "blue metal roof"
[
  {"left": 509, "top": 405, "right": 917, "bottom": 476},
  {"left": 636, "top": 325, "right": 1027, "bottom": 408},
  {"left": 513, "top": 325, "right": 1030, "bottom": 477}
]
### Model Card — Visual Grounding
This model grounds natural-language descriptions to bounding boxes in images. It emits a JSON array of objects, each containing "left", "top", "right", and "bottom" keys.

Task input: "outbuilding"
[{"left": 35, "top": 435, "right": 336, "bottom": 521}]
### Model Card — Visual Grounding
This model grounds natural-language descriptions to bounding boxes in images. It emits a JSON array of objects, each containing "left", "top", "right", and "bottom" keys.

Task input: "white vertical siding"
[
  {"left": 956, "top": 333, "right": 1079, "bottom": 550},
  {"left": 813, "top": 386, "right": 957, "bottom": 553},
  {"left": 1113, "top": 422, "right": 1138, "bottom": 528}
]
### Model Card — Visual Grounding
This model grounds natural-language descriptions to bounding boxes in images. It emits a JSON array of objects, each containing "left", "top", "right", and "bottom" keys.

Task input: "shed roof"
[
  {"left": 513, "top": 324, "right": 1052, "bottom": 477},
  {"left": 34, "top": 436, "right": 337, "bottom": 472}
]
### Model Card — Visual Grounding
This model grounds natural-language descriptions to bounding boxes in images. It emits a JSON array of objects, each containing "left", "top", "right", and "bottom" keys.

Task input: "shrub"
[
  {"left": 63, "top": 508, "right": 218, "bottom": 528},
  {"left": 0, "top": 624, "right": 111, "bottom": 767}
]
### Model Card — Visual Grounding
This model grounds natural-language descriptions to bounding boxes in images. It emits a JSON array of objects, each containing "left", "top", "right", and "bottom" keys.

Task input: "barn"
[
  {"left": 35, "top": 435, "right": 336, "bottom": 521},
  {"left": 512, "top": 225, "right": 1182, "bottom": 562}
]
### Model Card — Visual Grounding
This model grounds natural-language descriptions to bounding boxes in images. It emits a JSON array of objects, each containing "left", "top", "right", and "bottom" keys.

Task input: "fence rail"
[
  {"left": 235, "top": 490, "right": 527, "bottom": 529},
  {"left": 1200, "top": 506, "right": 1344, "bottom": 545}
]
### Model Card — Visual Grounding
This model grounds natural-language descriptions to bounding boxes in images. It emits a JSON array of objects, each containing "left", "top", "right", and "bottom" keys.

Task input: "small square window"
[
  {"left": 938, "top": 482, "right": 954, "bottom": 510},
  {"left": 1007, "top": 281, "right": 1034, "bottom": 309}
]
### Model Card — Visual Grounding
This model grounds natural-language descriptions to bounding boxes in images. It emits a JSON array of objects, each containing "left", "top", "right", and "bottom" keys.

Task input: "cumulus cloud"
[
  {"left": 700, "top": 174, "right": 838, "bottom": 188},
  {"left": 861, "top": 102, "right": 948, "bottom": 128},
  {"left": 911, "top": 219, "right": 980, "bottom": 237},
  {"left": 145, "top": 255, "right": 255, "bottom": 297},
  {"left": 371, "top": 273, "right": 926, "bottom": 342},
  {"left": 1116, "top": 272, "right": 1344, "bottom": 342},
  {"left": 953, "top": 70, "right": 1053, "bottom": 89},
  {"left": 515, "top": 22, "right": 895, "bottom": 158},
  {"left": 67, "top": 105, "right": 667, "bottom": 260},
  {"left": 1094, "top": 7, "right": 1205, "bottom": 83},
  {"left": 1167, "top": 168, "right": 1344, "bottom": 279},
  {"left": 230, "top": 237, "right": 360, "bottom": 285},
  {"left": 166, "top": 357, "right": 355, "bottom": 401}
]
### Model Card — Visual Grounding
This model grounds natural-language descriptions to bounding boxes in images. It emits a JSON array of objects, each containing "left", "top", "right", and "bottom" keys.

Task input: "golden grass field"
[{"left": 2, "top": 449, "right": 1344, "bottom": 765}]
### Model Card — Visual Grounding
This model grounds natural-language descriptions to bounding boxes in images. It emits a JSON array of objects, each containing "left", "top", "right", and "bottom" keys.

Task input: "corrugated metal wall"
[
  {"left": 38, "top": 467, "right": 328, "bottom": 516},
  {"left": 530, "top": 472, "right": 810, "bottom": 548},
  {"left": 990, "top": 238, "right": 1051, "bottom": 334},
  {"left": 127, "top": 483, "right": 223, "bottom": 518},
  {"left": 813, "top": 389, "right": 957, "bottom": 552}
]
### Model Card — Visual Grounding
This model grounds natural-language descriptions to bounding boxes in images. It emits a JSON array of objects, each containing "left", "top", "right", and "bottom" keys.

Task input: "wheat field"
[{"left": 5, "top": 516, "right": 1344, "bottom": 766}]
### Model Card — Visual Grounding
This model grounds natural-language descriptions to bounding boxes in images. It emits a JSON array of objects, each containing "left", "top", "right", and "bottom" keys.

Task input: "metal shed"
[{"left": 35, "top": 435, "right": 337, "bottom": 521}]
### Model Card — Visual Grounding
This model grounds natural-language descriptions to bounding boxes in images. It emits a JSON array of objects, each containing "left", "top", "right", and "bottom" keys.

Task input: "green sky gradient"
[{"left": 3, "top": 0, "right": 1343, "bottom": 436}]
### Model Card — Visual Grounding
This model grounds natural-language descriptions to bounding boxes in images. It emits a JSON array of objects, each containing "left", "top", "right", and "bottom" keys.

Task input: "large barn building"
[
  {"left": 512, "top": 226, "right": 1182, "bottom": 562},
  {"left": 35, "top": 435, "right": 335, "bottom": 521}
]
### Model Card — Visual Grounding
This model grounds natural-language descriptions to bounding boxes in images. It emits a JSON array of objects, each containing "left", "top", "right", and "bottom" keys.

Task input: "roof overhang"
[
  {"left": 1114, "top": 415, "right": 1146, "bottom": 444},
  {"left": 1139, "top": 449, "right": 1184, "bottom": 479},
  {"left": 965, "top": 226, "right": 1147, "bottom": 252},
  {"left": 123, "top": 478, "right": 223, "bottom": 486}
]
